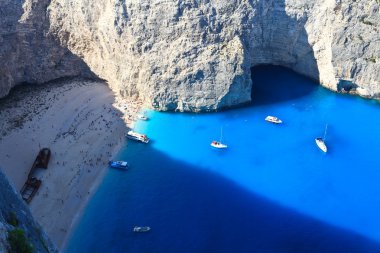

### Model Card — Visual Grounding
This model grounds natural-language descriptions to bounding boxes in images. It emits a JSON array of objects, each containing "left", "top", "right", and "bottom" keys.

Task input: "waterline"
[{"left": 66, "top": 66, "right": 380, "bottom": 252}]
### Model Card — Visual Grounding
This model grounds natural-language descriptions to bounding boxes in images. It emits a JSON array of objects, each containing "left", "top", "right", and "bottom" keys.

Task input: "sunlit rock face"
[
  {"left": 1, "top": 0, "right": 379, "bottom": 110},
  {"left": 47, "top": 0, "right": 380, "bottom": 110}
]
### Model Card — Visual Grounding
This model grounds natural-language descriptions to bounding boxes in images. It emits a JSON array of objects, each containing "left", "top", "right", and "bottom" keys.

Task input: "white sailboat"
[
  {"left": 211, "top": 128, "right": 228, "bottom": 149},
  {"left": 315, "top": 124, "right": 328, "bottom": 153}
]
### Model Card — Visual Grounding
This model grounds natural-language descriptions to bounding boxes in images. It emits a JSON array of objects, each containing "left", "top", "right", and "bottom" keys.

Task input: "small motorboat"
[
  {"left": 315, "top": 138, "right": 327, "bottom": 153},
  {"left": 109, "top": 160, "right": 129, "bottom": 169},
  {"left": 265, "top": 116, "right": 282, "bottom": 124},
  {"left": 126, "top": 131, "right": 149, "bottom": 143},
  {"left": 137, "top": 114, "right": 149, "bottom": 121},
  {"left": 133, "top": 226, "right": 151, "bottom": 232},
  {"left": 210, "top": 141, "right": 228, "bottom": 149}
]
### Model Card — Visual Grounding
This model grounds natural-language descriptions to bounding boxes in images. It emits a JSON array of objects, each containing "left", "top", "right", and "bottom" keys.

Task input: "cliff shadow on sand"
[{"left": 247, "top": 0, "right": 320, "bottom": 105}]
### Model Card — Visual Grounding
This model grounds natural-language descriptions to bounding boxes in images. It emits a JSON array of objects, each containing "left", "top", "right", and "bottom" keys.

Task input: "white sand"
[{"left": 0, "top": 79, "right": 142, "bottom": 249}]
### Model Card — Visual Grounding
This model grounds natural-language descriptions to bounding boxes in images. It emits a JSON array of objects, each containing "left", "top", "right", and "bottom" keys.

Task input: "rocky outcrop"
[
  {"left": 0, "top": 170, "right": 57, "bottom": 253},
  {"left": 305, "top": 0, "right": 380, "bottom": 97},
  {"left": 1, "top": 0, "right": 379, "bottom": 110},
  {"left": 0, "top": 0, "right": 94, "bottom": 98},
  {"left": 47, "top": 0, "right": 379, "bottom": 111}
]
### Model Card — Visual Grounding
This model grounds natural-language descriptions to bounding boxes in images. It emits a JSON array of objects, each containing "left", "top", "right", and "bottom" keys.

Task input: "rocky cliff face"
[
  {"left": 0, "top": 170, "right": 57, "bottom": 253},
  {"left": 1, "top": 0, "right": 379, "bottom": 110},
  {"left": 0, "top": 0, "right": 94, "bottom": 98},
  {"left": 47, "top": 0, "right": 380, "bottom": 111}
]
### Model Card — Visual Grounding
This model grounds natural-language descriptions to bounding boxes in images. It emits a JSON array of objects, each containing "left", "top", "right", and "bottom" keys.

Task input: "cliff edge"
[
  {"left": 48, "top": 0, "right": 380, "bottom": 111},
  {"left": 1, "top": 0, "right": 379, "bottom": 110}
]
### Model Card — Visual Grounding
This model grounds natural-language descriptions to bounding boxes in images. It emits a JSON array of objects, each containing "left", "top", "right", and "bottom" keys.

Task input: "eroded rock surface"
[
  {"left": 48, "top": 0, "right": 380, "bottom": 110},
  {"left": 1, "top": 0, "right": 379, "bottom": 110},
  {"left": 0, "top": 0, "right": 94, "bottom": 98}
]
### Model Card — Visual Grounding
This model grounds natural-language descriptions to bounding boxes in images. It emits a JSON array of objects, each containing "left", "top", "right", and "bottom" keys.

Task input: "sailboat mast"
[
  {"left": 220, "top": 127, "right": 223, "bottom": 143},
  {"left": 323, "top": 124, "right": 328, "bottom": 140}
]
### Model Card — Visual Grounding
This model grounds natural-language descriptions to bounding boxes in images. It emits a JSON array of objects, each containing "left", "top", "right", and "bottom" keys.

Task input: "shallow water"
[{"left": 65, "top": 66, "right": 380, "bottom": 253}]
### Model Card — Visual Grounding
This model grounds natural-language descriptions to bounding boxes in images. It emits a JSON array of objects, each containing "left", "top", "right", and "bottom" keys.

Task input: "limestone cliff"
[
  {"left": 0, "top": 0, "right": 94, "bottom": 98},
  {"left": 1, "top": 0, "right": 379, "bottom": 110},
  {"left": 47, "top": 0, "right": 380, "bottom": 111},
  {"left": 0, "top": 170, "right": 57, "bottom": 253}
]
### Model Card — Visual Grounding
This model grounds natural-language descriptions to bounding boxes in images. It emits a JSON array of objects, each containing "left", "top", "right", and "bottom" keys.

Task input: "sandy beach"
[{"left": 0, "top": 79, "right": 142, "bottom": 249}]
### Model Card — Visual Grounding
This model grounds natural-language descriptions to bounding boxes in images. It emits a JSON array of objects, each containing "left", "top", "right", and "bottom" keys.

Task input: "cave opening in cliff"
[{"left": 250, "top": 65, "right": 319, "bottom": 106}]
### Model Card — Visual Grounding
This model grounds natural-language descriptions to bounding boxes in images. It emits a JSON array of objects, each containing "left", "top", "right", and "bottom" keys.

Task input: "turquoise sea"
[{"left": 65, "top": 66, "right": 380, "bottom": 252}]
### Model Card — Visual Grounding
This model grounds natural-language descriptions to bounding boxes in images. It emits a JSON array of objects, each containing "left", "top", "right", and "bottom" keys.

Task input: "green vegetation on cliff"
[{"left": 8, "top": 229, "right": 33, "bottom": 253}]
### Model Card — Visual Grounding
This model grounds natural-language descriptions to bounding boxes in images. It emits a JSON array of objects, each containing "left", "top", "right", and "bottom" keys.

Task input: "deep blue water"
[{"left": 65, "top": 66, "right": 380, "bottom": 253}]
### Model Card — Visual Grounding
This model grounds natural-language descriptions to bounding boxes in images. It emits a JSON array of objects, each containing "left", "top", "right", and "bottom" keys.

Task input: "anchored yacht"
[
  {"left": 211, "top": 141, "right": 227, "bottom": 149},
  {"left": 315, "top": 124, "right": 328, "bottom": 153},
  {"left": 126, "top": 131, "right": 149, "bottom": 143},
  {"left": 137, "top": 114, "right": 149, "bottom": 121},
  {"left": 211, "top": 127, "right": 228, "bottom": 149},
  {"left": 315, "top": 138, "right": 327, "bottom": 153},
  {"left": 265, "top": 116, "right": 282, "bottom": 124}
]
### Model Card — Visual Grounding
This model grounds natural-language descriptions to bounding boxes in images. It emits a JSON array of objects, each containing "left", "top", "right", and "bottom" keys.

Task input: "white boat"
[
  {"left": 315, "top": 124, "right": 328, "bottom": 153},
  {"left": 315, "top": 138, "right": 327, "bottom": 153},
  {"left": 137, "top": 114, "right": 149, "bottom": 121},
  {"left": 109, "top": 160, "right": 129, "bottom": 169},
  {"left": 133, "top": 226, "right": 151, "bottom": 232},
  {"left": 211, "top": 141, "right": 228, "bottom": 149},
  {"left": 126, "top": 131, "right": 149, "bottom": 143},
  {"left": 265, "top": 116, "right": 282, "bottom": 124},
  {"left": 211, "top": 128, "right": 227, "bottom": 149}
]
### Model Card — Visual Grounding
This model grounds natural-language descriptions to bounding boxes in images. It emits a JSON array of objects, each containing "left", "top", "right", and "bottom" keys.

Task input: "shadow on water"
[
  {"left": 250, "top": 65, "right": 318, "bottom": 106},
  {"left": 246, "top": 0, "right": 320, "bottom": 107},
  {"left": 66, "top": 144, "right": 380, "bottom": 253}
]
